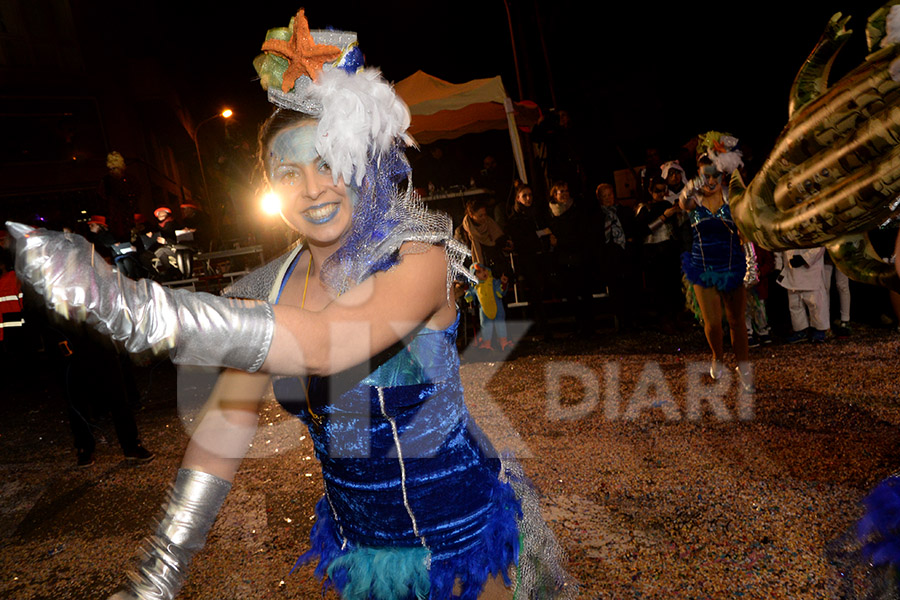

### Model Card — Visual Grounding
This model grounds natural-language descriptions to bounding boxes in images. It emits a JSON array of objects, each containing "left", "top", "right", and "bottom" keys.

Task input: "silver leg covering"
[
  {"left": 110, "top": 469, "right": 232, "bottom": 600},
  {"left": 6, "top": 222, "right": 274, "bottom": 371}
]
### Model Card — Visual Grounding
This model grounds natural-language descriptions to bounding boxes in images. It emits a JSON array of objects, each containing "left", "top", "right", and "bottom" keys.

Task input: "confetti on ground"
[{"left": 1, "top": 324, "right": 899, "bottom": 598}]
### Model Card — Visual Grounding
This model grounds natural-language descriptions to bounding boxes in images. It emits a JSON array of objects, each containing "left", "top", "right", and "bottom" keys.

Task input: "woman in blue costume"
[
  {"left": 679, "top": 131, "right": 754, "bottom": 392},
  {"left": 6, "top": 9, "right": 574, "bottom": 600}
]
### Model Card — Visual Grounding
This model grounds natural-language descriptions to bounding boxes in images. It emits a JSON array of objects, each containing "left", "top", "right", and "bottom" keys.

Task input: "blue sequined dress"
[
  {"left": 229, "top": 245, "right": 574, "bottom": 600},
  {"left": 681, "top": 199, "right": 746, "bottom": 292}
]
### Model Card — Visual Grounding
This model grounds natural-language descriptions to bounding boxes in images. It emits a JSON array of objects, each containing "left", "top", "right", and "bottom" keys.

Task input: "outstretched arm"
[
  {"left": 181, "top": 369, "right": 270, "bottom": 479},
  {"left": 7, "top": 223, "right": 453, "bottom": 376},
  {"left": 264, "top": 244, "right": 452, "bottom": 376}
]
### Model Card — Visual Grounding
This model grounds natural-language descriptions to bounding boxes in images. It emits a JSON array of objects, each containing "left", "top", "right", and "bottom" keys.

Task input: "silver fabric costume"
[
  {"left": 110, "top": 469, "right": 232, "bottom": 600},
  {"left": 5, "top": 222, "right": 274, "bottom": 371}
]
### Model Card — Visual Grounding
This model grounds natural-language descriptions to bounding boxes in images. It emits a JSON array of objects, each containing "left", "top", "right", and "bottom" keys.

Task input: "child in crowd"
[
  {"left": 464, "top": 262, "right": 512, "bottom": 351},
  {"left": 775, "top": 247, "right": 830, "bottom": 343}
]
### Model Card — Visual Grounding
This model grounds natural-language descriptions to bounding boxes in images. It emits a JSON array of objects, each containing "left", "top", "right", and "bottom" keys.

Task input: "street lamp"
[{"left": 191, "top": 108, "right": 233, "bottom": 210}]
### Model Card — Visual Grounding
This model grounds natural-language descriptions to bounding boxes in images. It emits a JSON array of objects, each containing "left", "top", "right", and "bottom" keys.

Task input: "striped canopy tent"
[{"left": 394, "top": 70, "right": 541, "bottom": 183}]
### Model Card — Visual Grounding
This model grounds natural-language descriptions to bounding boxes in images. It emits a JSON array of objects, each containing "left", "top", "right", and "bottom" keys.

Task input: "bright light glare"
[
  {"left": 221, "top": 109, "right": 233, "bottom": 118},
  {"left": 261, "top": 191, "right": 281, "bottom": 215}
]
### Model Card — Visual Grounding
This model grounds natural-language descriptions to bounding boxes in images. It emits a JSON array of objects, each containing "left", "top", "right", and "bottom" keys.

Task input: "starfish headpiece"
[
  {"left": 261, "top": 9, "right": 341, "bottom": 91},
  {"left": 251, "top": 9, "right": 467, "bottom": 299},
  {"left": 253, "top": 9, "right": 364, "bottom": 113},
  {"left": 697, "top": 131, "right": 744, "bottom": 175},
  {"left": 253, "top": 9, "right": 413, "bottom": 187}
]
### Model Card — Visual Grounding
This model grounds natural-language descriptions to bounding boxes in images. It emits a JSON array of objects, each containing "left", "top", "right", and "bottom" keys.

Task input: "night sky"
[{"left": 90, "top": 0, "right": 889, "bottom": 181}]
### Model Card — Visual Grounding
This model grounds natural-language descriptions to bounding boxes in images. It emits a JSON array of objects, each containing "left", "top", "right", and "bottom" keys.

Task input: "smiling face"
[
  {"left": 697, "top": 157, "right": 723, "bottom": 196},
  {"left": 268, "top": 122, "right": 355, "bottom": 247}
]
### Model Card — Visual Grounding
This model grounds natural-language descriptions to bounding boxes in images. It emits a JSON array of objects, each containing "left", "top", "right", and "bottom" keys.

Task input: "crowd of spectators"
[
  {"left": 6, "top": 133, "right": 900, "bottom": 357},
  {"left": 447, "top": 136, "right": 900, "bottom": 347}
]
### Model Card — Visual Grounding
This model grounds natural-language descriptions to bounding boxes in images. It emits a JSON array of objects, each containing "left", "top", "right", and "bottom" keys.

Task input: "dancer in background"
[{"left": 679, "top": 132, "right": 752, "bottom": 392}]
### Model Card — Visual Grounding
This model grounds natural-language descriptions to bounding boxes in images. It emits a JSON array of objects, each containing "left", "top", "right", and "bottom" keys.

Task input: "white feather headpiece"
[
  {"left": 307, "top": 68, "right": 414, "bottom": 186},
  {"left": 698, "top": 132, "right": 743, "bottom": 174}
]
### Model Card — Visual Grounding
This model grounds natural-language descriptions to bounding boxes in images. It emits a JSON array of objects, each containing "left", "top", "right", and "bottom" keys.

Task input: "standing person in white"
[{"left": 775, "top": 247, "right": 830, "bottom": 343}]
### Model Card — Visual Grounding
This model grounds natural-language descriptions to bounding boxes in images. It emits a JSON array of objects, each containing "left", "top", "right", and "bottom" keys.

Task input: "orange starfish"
[{"left": 261, "top": 9, "right": 342, "bottom": 92}]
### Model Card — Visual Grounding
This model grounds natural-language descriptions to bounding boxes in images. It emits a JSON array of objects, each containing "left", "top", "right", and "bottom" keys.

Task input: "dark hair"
[
  {"left": 513, "top": 181, "right": 531, "bottom": 198},
  {"left": 465, "top": 197, "right": 489, "bottom": 215},
  {"left": 257, "top": 108, "right": 316, "bottom": 180},
  {"left": 697, "top": 154, "right": 714, "bottom": 167},
  {"left": 550, "top": 181, "right": 569, "bottom": 197},
  {"left": 648, "top": 176, "right": 667, "bottom": 191}
]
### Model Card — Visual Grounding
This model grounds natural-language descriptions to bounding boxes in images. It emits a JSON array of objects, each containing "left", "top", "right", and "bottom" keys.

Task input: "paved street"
[{"left": 1, "top": 324, "right": 899, "bottom": 599}]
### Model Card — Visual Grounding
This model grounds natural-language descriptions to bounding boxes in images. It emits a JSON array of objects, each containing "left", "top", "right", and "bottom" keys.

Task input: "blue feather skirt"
[
  {"left": 296, "top": 471, "right": 521, "bottom": 600},
  {"left": 681, "top": 251, "right": 745, "bottom": 293}
]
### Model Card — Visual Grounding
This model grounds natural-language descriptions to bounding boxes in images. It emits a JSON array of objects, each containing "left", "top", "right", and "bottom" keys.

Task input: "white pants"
[
  {"left": 823, "top": 264, "right": 851, "bottom": 322},
  {"left": 788, "top": 287, "right": 829, "bottom": 331}
]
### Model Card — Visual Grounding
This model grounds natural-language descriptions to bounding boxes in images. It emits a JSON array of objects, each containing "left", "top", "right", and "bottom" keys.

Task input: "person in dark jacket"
[
  {"left": 633, "top": 177, "right": 685, "bottom": 332},
  {"left": 505, "top": 183, "right": 556, "bottom": 338},
  {"left": 548, "top": 181, "right": 594, "bottom": 336},
  {"left": 595, "top": 183, "right": 640, "bottom": 330},
  {"left": 87, "top": 215, "right": 142, "bottom": 279}
]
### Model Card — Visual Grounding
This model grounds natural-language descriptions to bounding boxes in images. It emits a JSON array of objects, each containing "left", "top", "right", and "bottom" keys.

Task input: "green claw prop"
[
  {"left": 730, "top": 2, "right": 900, "bottom": 290},
  {"left": 827, "top": 233, "right": 900, "bottom": 292}
]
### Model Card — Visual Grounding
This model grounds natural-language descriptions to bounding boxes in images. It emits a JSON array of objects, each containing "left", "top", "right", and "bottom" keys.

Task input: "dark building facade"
[{"left": 0, "top": 1, "right": 203, "bottom": 232}]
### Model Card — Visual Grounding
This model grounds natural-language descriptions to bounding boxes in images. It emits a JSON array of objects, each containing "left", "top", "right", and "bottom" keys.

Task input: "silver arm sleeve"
[
  {"left": 110, "top": 469, "right": 232, "bottom": 600},
  {"left": 7, "top": 222, "right": 274, "bottom": 371},
  {"left": 743, "top": 242, "right": 760, "bottom": 286}
]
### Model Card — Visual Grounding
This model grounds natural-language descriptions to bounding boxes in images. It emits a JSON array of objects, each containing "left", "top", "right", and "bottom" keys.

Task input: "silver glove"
[
  {"left": 743, "top": 241, "right": 760, "bottom": 287},
  {"left": 110, "top": 469, "right": 232, "bottom": 600},
  {"left": 6, "top": 222, "right": 273, "bottom": 371},
  {"left": 678, "top": 174, "right": 707, "bottom": 205}
]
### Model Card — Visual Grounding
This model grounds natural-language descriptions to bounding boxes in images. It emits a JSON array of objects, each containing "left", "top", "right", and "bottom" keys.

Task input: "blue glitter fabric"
[
  {"left": 272, "top": 313, "right": 521, "bottom": 599},
  {"left": 858, "top": 475, "right": 900, "bottom": 570},
  {"left": 681, "top": 202, "right": 746, "bottom": 293}
]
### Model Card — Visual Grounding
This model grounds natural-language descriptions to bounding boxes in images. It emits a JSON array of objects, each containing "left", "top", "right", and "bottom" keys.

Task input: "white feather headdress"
[
  {"left": 307, "top": 68, "right": 414, "bottom": 186},
  {"left": 697, "top": 132, "right": 743, "bottom": 174}
]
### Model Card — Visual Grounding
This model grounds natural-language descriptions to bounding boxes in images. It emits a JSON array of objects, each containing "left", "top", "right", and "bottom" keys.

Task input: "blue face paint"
[
  {"left": 267, "top": 121, "right": 360, "bottom": 242},
  {"left": 701, "top": 163, "right": 719, "bottom": 177},
  {"left": 268, "top": 123, "right": 358, "bottom": 205},
  {"left": 269, "top": 123, "right": 322, "bottom": 182}
]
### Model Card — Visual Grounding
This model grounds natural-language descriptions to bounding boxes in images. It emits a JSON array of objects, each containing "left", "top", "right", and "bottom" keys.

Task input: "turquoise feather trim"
[
  {"left": 328, "top": 546, "right": 431, "bottom": 600},
  {"left": 698, "top": 268, "right": 738, "bottom": 290},
  {"left": 295, "top": 474, "right": 521, "bottom": 600}
]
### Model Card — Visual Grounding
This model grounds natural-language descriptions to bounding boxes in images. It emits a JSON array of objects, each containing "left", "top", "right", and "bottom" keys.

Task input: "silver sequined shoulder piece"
[{"left": 221, "top": 245, "right": 299, "bottom": 301}]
